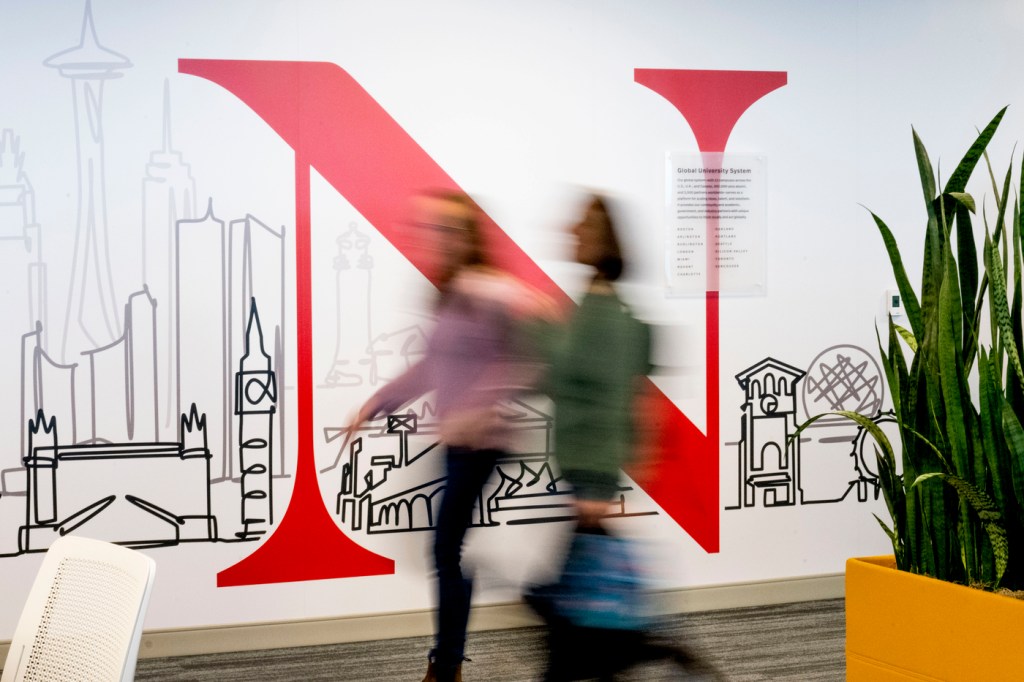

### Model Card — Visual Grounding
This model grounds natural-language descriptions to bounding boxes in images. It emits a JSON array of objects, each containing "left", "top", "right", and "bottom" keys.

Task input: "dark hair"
[{"left": 588, "top": 194, "right": 625, "bottom": 282}]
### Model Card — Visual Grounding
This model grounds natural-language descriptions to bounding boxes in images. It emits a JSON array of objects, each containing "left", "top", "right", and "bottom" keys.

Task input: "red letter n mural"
[{"left": 177, "top": 60, "right": 785, "bottom": 586}]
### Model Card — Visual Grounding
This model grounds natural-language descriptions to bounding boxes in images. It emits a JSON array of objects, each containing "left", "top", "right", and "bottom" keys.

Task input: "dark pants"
[
  {"left": 543, "top": 624, "right": 704, "bottom": 682},
  {"left": 432, "top": 446, "right": 500, "bottom": 682}
]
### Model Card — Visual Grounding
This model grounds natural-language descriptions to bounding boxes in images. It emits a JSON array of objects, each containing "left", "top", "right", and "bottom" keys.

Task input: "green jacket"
[{"left": 542, "top": 289, "right": 652, "bottom": 500}]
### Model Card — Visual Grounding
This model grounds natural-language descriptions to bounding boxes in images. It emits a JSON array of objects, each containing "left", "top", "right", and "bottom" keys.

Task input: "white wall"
[{"left": 1, "top": 0, "right": 1022, "bottom": 635}]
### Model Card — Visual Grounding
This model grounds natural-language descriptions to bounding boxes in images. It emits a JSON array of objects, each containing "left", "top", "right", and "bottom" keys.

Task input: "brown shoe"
[{"left": 421, "top": 655, "right": 462, "bottom": 682}]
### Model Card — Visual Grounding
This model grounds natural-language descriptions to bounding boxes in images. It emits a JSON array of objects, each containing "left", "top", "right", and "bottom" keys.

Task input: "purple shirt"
[{"left": 367, "top": 268, "right": 545, "bottom": 450}]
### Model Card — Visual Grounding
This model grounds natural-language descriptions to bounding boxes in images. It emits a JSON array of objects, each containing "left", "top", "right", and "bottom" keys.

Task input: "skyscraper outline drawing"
[{"left": 142, "top": 78, "right": 197, "bottom": 435}]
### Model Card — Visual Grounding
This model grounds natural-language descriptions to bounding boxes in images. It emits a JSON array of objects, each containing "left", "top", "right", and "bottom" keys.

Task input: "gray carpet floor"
[{"left": 135, "top": 599, "right": 845, "bottom": 681}]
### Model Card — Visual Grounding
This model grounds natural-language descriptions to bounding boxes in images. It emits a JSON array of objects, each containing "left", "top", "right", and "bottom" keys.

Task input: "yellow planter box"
[{"left": 846, "top": 555, "right": 1024, "bottom": 681}]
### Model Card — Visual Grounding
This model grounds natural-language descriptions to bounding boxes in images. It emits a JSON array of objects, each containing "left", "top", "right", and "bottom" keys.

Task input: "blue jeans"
[{"left": 432, "top": 446, "right": 500, "bottom": 682}]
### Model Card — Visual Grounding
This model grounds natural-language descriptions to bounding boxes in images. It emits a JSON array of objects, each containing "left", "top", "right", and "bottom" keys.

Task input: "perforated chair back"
[{"left": 1, "top": 535, "right": 157, "bottom": 682}]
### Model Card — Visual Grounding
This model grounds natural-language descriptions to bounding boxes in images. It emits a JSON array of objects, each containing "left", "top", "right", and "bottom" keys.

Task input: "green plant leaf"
[
  {"left": 920, "top": 216, "right": 943, "bottom": 363},
  {"left": 982, "top": 146, "right": 1003, "bottom": 213},
  {"left": 879, "top": 325, "right": 905, "bottom": 436},
  {"left": 943, "top": 107, "right": 1007, "bottom": 195},
  {"left": 874, "top": 513, "right": 897, "bottom": 544},
  {"left": 897, "top": 421, "right": 952, "bottom": 475},
  {"left": 876, "top": 444, "right": 908, "bottom": 568},
  {"left": 888, "top": 323, "right": 912, "bottom": 432},
  {"left": 1000, "top": 403, "right": 1024, "bottom": 524},
  {"left": 1011, "top": 247, "right": 1024, "bottom": 411},
  {"left": 893, "top": 323, "right": 918, "bottom": 353},
  {"left": 938, "top": 246, "right": 970, "bottom": 481},
  {"left": 912, "top": 472, "right": 1008, "bottom": 583},
  {"left": 986, "top": 233, "right": 1024, "bottom": 389},
  {"left": 1014, "top": 181, "right": 1024, "bottom": 416},
  {"left": 979, "top": 350, "right": 1008, "bottom": 514},
  {"left": 794, "top": 410, "right": 897, "bottom": 461},
  {"left": 947, "top": 192, "right": 976, "bottom": 213},
  {"left": 1019, "top": 151, "right": 1024, "bottom": 289},
  {"left": 913, "top": 128, "right": 937, "bottom": 208},
  {"left": 870, "top": 210, "right": 923, "bottom": 340},
  {"left": 953, "top": 202, "right": 979, "bottom": 370},
  {"left": 874, "top": 513, "right": 905, "bottom": 568},
  {"left": 960, "top": 114, "right": 1009, "bottom": 374},
  {"left": 994, "top": 162, "right": 1014, "bottom": 247}
]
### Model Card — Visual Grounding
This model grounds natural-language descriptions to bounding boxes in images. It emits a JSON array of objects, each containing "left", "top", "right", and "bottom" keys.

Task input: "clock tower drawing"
[{"left": 733, "top": 358, "right": 805, "bottom": 508}]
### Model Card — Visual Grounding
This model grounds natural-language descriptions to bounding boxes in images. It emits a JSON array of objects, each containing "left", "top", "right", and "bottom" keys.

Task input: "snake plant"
[{"left": 803, "top": 108, "right": 1024, "bottom": 590}]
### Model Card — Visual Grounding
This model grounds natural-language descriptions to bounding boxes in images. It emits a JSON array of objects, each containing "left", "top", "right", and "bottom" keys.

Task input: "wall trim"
[{"left": 0, "top": 572, "right": 844, "bottom": 662}]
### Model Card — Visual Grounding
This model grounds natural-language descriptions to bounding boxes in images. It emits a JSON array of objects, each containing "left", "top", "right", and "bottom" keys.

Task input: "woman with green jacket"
[
  {"left": 530, "top": 194, "right": 721, "bottom": 681},
  {"left": 547, "top": 193, "right": 651, "bottom": 525}
]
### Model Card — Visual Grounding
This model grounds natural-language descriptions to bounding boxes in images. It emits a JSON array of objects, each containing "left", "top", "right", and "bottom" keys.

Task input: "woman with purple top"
[{"left": 346, "top": 189, "right": 552, "bottom": 682}]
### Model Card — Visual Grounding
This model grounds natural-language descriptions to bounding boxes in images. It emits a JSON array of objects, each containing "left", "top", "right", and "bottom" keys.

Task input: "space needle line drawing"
[{"left": 45, "top": 0, "right": 132, "bottom": 363}]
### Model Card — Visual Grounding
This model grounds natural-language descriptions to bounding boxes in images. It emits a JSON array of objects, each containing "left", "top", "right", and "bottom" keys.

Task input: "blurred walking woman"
[
  {"left": 551, "top": 194, "right": 651, "bottom": 526},
  {"left": 347, "top": 190, "right": 550, "bottom": 682},
  {"left": 530, "top": 193, "right": 658, "bottom": 681},
  {"left": 528, "top": 195, "right": 723, "bottom": 680}
]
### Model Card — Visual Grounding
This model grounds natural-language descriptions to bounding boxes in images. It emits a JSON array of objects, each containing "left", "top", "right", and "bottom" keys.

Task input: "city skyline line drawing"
[
  {"left": 2, "top": 286, "right": 287, "bottom": 556},
  {"left": 0, "top": 1, "right": 485, "bottom": 557},
  {"left": 46, "top": 0, "right": 131, "bottom": 364},
  {"left": 0, "top": 2, "right": 293, "bottom": 557}
]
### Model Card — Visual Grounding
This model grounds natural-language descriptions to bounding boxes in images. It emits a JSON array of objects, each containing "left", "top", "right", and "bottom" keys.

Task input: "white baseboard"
[
  {"left": 1, "top": 573, "right": 844, "bottom": 662},
  {"left": 655, "top": 572, "right": 844, "bottom": 614}
]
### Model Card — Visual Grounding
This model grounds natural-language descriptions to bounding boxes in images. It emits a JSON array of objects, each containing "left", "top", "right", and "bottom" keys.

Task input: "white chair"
[{"left": 1, "top": 535, "right": 156, "bottom": 682}]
